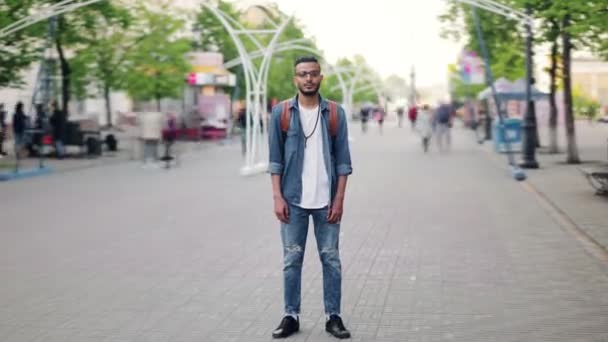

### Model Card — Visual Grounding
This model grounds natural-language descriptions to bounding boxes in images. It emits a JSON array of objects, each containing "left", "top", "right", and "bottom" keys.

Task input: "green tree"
[
  {"left": 265, "top": 21, "right": 318, "bottom": 101},
  {"left": 540, "top": 0, "right": 608, "bottom": 163},
  {"left": 384, "top": 74, "right": 409, "bottom": 102},
  {"left": 439, "top": 1, "right": 526, "bottom": 81},
  {"left": 0, "top": 0, "right": 44, "bottom": 88},
  {"left": 195, "top": 2, "right": 325, "bottom": 103},
  {"left": 44, "top": 0, "right": 131, "bottom": 115},
  {"left": 543, "top": 17, "right": 561, "bottom": 153},
  {"left": 325, "top": 56, "right": 380, "bottom": 106},
  {"left": 121, "top": 6, "right": 191, "bottom": 111},
  {"left": 69, "top": 4, "right": 133, "bottom": 125},
  {"left": 490, "top": 0, "right": 606, "bottom": 162}
]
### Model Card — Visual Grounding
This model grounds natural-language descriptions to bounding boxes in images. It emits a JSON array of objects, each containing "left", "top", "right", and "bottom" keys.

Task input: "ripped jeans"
[{"left": 281, "top": 205, "right": 342, "bottom": 316}]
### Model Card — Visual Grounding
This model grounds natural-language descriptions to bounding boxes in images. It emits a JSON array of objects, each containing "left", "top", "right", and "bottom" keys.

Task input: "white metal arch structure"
[
  {"left": 0, "top": 0, "right": 105, "bottom": 39},
  {"left": 454, "top": 0, "right": 533, "bottom": 26},
  {"left": 223, "top": 41, "right": 357, "bottom": 145},
  {"left": 352, "top": 82, "right": 384, "bottom": 101},
  {"left": 328, "top": 67, "right": 383, "bottom": 114},
  {"left": 201, "top": 2, "right": 291, "bottom": 176},
  {"left": 224, "top": 42, "right": 349, "bottom": 106}
]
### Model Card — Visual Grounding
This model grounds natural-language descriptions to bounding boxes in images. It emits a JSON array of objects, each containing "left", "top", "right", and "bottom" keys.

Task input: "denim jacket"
[{"left": 268, "top": 95, "right": 353, "bottom": 206}]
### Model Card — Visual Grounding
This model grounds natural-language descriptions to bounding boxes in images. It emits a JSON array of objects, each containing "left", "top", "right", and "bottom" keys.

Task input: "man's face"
[{"left": 294, "top": 62, "right": 323, "bottom": 96}]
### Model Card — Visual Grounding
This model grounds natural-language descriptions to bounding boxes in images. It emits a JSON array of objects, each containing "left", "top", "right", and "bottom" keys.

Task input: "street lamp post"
[
  {"left": 519, "top": 5, "right": 539, "bottom": 168},
  {"left": 453, "top": 0, "right": 539, "bottom": 170},
  {"left": 410, "top": 65, "right": 416, "bottom": 107},
  {"left": 471, "top": 7, "right": 525, "bottom": 181}
]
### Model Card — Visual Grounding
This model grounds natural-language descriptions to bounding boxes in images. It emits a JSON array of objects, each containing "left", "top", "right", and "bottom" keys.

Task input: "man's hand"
[
  {"left": 274, "top": 196, "right": 289, "bottom": 223},
  {"left": 327, "top": 197, "right": 344, "bottom": 224}
]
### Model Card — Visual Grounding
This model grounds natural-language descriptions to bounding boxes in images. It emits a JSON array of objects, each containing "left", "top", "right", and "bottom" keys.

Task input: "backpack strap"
[
  {"left": 280, "top": 99, "right": 339, "bottom": 137},
  {"left": 328, "top": 100, "right": 339, "bottom": 137},
  {"left": 280, "top": 100, "right": 291, "bottom": 133}
]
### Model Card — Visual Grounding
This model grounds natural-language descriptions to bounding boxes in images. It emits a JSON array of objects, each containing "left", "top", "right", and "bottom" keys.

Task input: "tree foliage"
[
  {"left": 0, "top": 0, "right": 44, "bottom": 88},
  {"left": 121, "top": 5, "right": 191, "bottom": 109}
]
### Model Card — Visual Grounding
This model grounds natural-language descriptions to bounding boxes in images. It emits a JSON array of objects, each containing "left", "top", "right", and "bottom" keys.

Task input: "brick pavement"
[
  {"left": 0, "top": 121, "right": 607, "bottom": 341},
  {"left": 523, "top": 122, "right": 608, "bottom": 250}
]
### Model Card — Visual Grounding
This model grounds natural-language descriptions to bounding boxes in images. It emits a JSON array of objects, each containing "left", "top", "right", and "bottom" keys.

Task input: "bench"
[{"left": 580, "top": 167, "right": 608, "bottom": 195}]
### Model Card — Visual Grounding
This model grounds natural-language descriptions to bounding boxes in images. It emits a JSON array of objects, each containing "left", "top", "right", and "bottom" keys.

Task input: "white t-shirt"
[{"left": 298, "top": 103, "right": 330, "bottom": 209}]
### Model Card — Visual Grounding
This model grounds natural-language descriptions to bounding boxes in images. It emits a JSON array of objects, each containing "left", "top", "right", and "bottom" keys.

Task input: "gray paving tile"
[{"left": 1, "top": 124, "right": 608, "bottom": 341}]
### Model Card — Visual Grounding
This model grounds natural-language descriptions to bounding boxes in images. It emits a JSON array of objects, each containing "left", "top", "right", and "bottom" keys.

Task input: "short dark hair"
[{"left": 294, "top": 55, "right": 320, "bottom": 67}]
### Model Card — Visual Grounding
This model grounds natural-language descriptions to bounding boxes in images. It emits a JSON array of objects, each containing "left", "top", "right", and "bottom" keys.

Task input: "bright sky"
[{"left": 176, "top": 0, "right": 462, "bottom": 89}]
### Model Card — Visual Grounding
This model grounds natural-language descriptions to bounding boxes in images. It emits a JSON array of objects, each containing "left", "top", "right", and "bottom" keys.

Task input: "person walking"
[
  {"left": 416, "top": 104, "right": 434, "bottom": 153},
  {"left": 12, "top": 102, "right": 27, "bottom": 158},
  {"left": 268, "top": 56, "right": 353, "bottom": 339},
  {"left": 49, "top": 101, "right": 67, "bottom": 159},
  {"left": 408, "top": 105, "right": 418, "bottom": 130},
  {"left": 396, "top": 106, "right": 405, "bottom": 128},
  {"left": 434, "top": 101, "right": 453, "bottom": 152},
  {"left": 0, "top": 103, "right": 7, "bottom": 157},
  {"left": 359, "top": 105, "right": 370, "bottom": 134},
  {"left": 374, "top": 106, "right": 386, "bottom": 135}
]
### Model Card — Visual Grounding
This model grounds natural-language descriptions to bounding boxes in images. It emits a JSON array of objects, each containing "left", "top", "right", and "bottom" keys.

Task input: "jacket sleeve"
[
  {"left": 268, "top": 105, "right": 285, "bottom": 175},
  {"left": 334, "top": 106, "right": 353, "bottom": 176}
]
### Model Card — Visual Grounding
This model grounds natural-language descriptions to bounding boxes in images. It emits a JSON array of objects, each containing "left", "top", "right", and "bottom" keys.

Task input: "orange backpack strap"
[
  {"left": 280, "top": 100, "right": 291, "bottom": 133},
  {"left": 328, "top": 101, "right": 339, "bottom": 137}
]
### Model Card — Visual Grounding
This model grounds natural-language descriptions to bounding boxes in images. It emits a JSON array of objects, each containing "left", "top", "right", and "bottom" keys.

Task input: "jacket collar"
[{"left": 289, "top": 94, "right": 329, "bottom": 112}]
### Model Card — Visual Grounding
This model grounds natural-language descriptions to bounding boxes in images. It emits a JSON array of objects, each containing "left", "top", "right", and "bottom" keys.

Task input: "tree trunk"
[
  {"left": 104, "top": 83, "right": 112, "bottom": 127},
  {"left": 55, "top": 16, "right": 71, "bottom": 116},
  {"left": 561, "top": 14, "right": 580, "bottom": 164},
  {"left": 548, "top": 33, "right": 559, "bottom": 153}
]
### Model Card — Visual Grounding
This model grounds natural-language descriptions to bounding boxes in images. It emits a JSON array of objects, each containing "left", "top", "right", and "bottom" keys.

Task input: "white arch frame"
[
  {"left": 200, "top": 3, "right": 292, "bottom": 176},
  {"left": 224, "top": 42, "right": 349, "bottom": 104},
  {"left": 453, "top": 0, "right": 533, "bottom": 26},
  {"left": 1, "top": 0, "right": 533, "bottom": 176},
  {"left": 0, "top": 0, "right": 105, "bottom": 39},
  {"left": 224, "top": 41, "right": 356, "bottom": 140}
]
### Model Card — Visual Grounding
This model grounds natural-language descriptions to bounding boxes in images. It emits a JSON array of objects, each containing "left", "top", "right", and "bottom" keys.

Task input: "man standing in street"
[{"left": 268, "top": 56, "right": 353, "bottom": 339}]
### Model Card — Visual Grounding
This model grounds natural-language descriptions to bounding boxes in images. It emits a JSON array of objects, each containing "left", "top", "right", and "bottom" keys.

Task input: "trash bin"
[{"left": 493, "top": 118, "right": 522, "bottom": 153}]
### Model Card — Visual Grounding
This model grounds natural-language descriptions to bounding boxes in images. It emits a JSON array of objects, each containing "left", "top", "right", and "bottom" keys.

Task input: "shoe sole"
[
  {"left": 326, "top": 329, "right": 351, "bottom": 339},
  {"left": 272, "top": 330, "right": 299, "bottom": 339}
]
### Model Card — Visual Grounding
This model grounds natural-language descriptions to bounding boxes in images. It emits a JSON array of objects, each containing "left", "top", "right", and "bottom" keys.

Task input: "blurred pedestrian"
[
  {"left": 396, "top": 106, "right": 404, "bottom": 128},
  {"left": 408, "top": 105, "right": 418, "bottom": 130},
  {"left": 360, "top": 105, "right": 370, "bottom": 133},
  {"left": 161, "top": 113, "right": 178, "bottom": 166},
  {"left": 373, "top": 106, "right": 385, "bottom": 135},
  {"left": 416, "top": 104, "right": 433, "bottom": 153},
  {"left": 237, "top": 104, "right": 247, "bottom": 156},
  {"left": 139, "top": 111, "right": 163, "bottom": 167},
  {"left": 434, "top": 101, "right": 453, "bottom": 152},
  {"left": 12, "top": 102, "right": 27, "bottom": 158},
  {"left": 49, "top": 101, "right": 67, "bottom": 159},
  {"left": 0, "top": 103, "right": 7, "bottom": 157}
]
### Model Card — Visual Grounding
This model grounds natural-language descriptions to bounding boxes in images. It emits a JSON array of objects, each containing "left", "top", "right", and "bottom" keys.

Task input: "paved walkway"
[
  {"left": 525, "top": 122, "right": 608, "bottom": 250},
  {"left": 0, "top": 133, "right": 221, "bottom": 176},
  {"left": 1, "top": 121, "right": 607, "bottom": 341}
]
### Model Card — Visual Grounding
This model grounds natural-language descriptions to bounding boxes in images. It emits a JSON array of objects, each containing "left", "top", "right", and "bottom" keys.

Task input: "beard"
[{"left": 298, "top": 83, "right": 321, "bottom": 97}]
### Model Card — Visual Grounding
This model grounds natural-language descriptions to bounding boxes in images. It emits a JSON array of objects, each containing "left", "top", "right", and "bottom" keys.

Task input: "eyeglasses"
[{"left": 295, "top": 71, "right": 321, "bottom": 78}]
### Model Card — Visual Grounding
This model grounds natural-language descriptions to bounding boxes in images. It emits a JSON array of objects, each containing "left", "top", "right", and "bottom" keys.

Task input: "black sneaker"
[
  {"left": 272, "top": 316, "right": 299, "bottom": 339},
  {"left": 325, "top": 315, "right": 351, "bottom": 339}
]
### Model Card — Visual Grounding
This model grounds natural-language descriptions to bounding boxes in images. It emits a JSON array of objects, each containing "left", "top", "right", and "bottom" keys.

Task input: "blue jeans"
[{"left": 281, "top": 205, "right": 342, "bottom": 316}]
